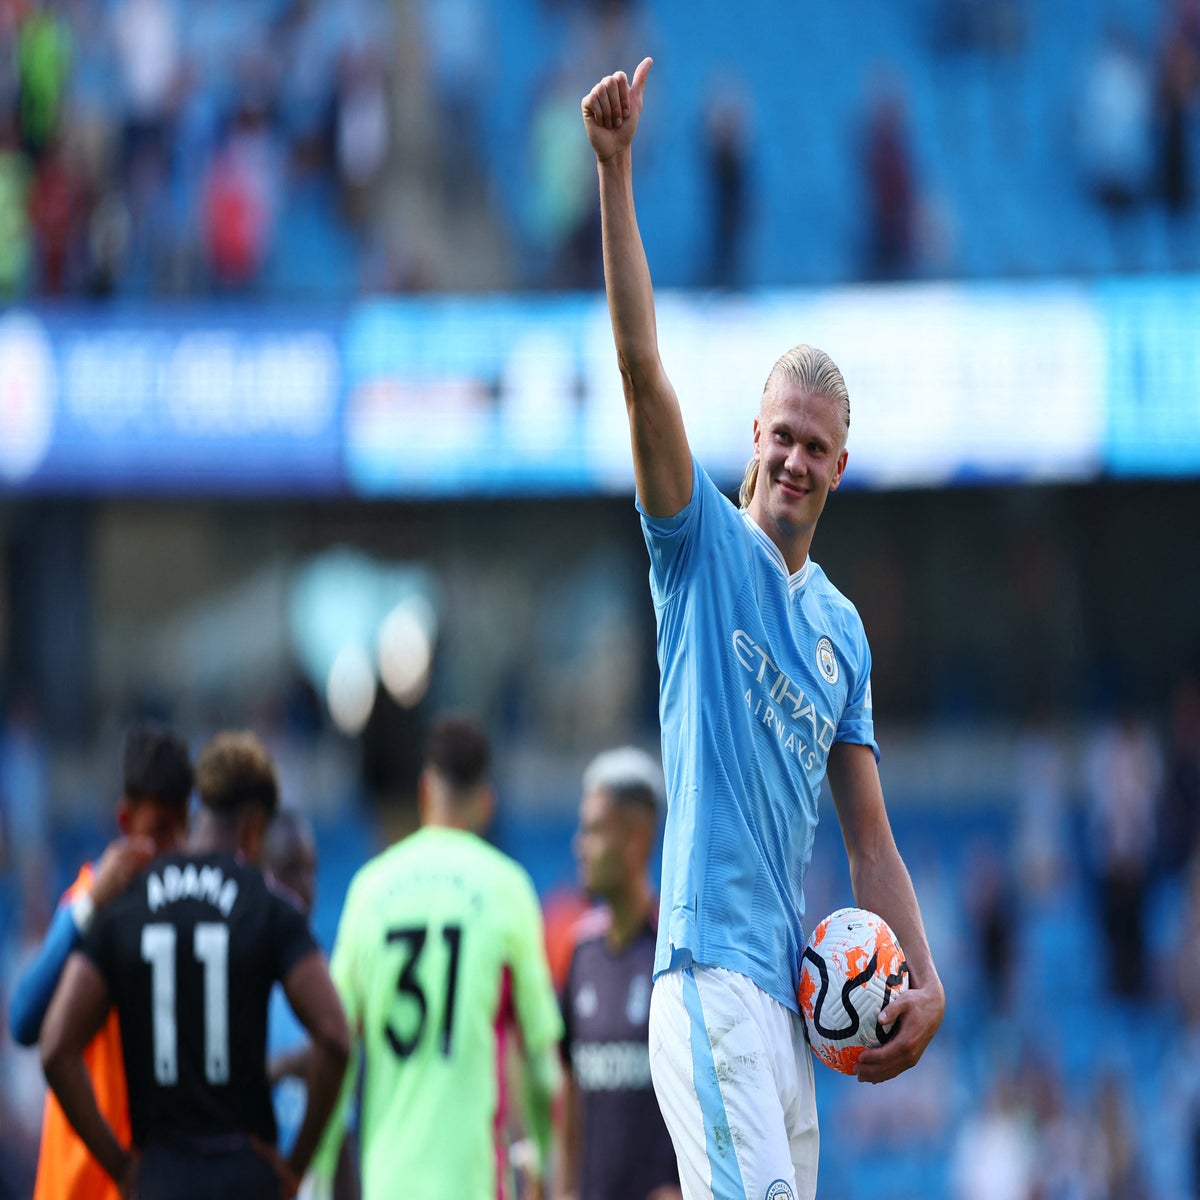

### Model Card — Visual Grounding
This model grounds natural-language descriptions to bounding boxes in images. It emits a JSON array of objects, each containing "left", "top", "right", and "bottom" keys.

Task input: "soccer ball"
[{"left": 799, "top": 906, "right": 909, "bottom": 1075}]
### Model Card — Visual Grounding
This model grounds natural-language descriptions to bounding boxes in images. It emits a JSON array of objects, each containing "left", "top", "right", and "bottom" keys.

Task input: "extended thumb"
[{"left": 631, "top": 56, "right": 654, "bottom": 97}]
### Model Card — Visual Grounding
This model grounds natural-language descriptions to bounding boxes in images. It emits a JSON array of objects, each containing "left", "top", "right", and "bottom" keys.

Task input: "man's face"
[
  {"left": 270, "top": 832, "right": 318, "bottom": 915},
  {"left": 126, "top": 798, "right": 188, "bottom": 856},
  {"left": 749, "top": 384, "right": 848, "bottom": 541},
  {"left": 574, "top": 788, "right": 626, "bottom": 901}
]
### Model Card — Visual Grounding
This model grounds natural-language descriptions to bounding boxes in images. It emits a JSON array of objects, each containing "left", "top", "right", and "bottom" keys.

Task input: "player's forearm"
[
  {"left": 523, "top": 1043, "right": 563, "bottom": 1181},
  {"left": 598, "top": 153, "right": 662, "bottom": 389},
  {"left": 287, "top": 1039, "right": 350, "bottom": 1181},
  {"left": 42, "top": 1052, "right": 131, "bottom": 1183},
  {"left": 269, "top": 1044, "right": 311, "bottom": 1084},
  {"left": 849, "top": 847, "right": 941, "bottom": 995}
]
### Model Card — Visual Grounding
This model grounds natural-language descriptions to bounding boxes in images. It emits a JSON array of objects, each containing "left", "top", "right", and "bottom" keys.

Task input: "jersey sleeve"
[
  {"left": 506, "top": 868, "right": 564, "bottom": 1059},
  {"left": 637, "top": 455, "right": 709, "bottom": 605},
  {"left": 832, "top": 611, "right": 880, "bottom": 759}
]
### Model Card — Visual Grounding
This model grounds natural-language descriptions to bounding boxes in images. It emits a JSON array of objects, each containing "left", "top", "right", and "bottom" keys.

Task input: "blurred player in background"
[
  {"left": 40, "top": 730, "right": 349, "bottom": 1200},
  {"left": 309, "top": 714, "right": 563, "bottom": 1200},
  {"left": 582, "top": 57, "right": 945, "bottom": 1200},
  {"left": 264, "top": 809, "right": 358, "bottom": 1200},
  {"left": 556, "top": 746, "right": 680, "bottom": 1200},
  {"left": 8, "top": 722, "right": 192, "bottom": 1200}
]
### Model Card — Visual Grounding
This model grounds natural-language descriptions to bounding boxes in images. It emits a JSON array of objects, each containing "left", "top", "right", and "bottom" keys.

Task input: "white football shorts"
[{"left": 649, "top": 964, "right": 818, "bottom": 1200}]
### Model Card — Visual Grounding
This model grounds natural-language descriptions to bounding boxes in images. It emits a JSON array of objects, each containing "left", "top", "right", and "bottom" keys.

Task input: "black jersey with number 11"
[{"left": 82, "top": 850, "right": 317, "bottom": 1149}]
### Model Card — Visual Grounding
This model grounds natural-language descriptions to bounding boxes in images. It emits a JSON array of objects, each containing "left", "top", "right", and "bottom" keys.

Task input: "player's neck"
[
  {"left": 605, "top": 877, "right": 654, "bottom": 951},
  {"left": 748, "top": 505, "right": 814, "bottom": 575},
  {"left": 423, "top": 814, "right": 476, "bottom": 833},
  {"left": 187, "top": 809, "right": 240, "bottom": 856}
]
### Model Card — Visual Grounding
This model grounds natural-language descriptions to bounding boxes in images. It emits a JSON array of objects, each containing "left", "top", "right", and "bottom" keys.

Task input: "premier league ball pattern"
[{"left": 799, "top": 907, "right": 909, "bottom": 1075}]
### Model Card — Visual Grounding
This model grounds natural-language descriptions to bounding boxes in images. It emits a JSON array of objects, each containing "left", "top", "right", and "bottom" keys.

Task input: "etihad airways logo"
[{"left": 732, "top": 629, "right": 837, "bottom": 771}]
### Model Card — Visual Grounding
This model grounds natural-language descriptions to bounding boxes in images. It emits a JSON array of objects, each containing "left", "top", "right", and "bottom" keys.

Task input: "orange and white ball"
[{"left": 798, "top": 907, "right": 909, "bottom": 1074}]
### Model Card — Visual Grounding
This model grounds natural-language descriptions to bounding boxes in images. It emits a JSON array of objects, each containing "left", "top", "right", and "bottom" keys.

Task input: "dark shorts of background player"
[{"left": 136, "top": 1135, "right": 281, "bottom": 1200}]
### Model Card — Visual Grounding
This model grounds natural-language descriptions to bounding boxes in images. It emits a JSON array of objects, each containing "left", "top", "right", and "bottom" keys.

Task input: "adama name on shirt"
[{"left": 147, "top": 862, "right": 239, "bottom": 917}]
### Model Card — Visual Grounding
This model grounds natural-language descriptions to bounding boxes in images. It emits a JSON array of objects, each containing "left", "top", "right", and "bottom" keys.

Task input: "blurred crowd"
[
  {"left": 1, "top": 0, "right": 1198, "bottom": 299},
  {"left": 0, "top": 0, "right": 397, "bottom": 300}
]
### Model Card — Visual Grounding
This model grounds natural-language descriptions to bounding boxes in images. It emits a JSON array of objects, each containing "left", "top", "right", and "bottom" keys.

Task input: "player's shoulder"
[
  {"left": 807, "top": 560, "right": 868, "bottom": 632},
  {"left": 264, "top": 872, "right": 308, "bottom": 916},
  {"left": 339, "top": 840, "right": 398, "bottom": 909},
  {"left": 642, "top": 455, "right": 733, "bottom": 529},
  {"left": 471, "top": 836, "right": 541, "bottom": 896}
]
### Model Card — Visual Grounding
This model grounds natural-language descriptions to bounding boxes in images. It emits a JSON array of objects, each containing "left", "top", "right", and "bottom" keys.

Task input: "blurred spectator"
[
  {"left": 1084, "top": 712, "right": 1162, "bottom": 999},
  {"left": 1089, "top": 1072, "right": 1149, "bottom": 1200},
  {"left": 1024, "top": 1054, "right": 1091, "bottom": 1200},
  {"left": 1012, "top": 713, "right": 1073, "bottom": 900},
  {"left": 0, "top": 693, "right": 51, "bottom": 892},
  {"left": 948, "top": 1070, "right": 1036, "bottom": 1200},
  {"left": 273, "top": 0, "right": 338, "bottom": 149},
  {"left": 420, "top": 0, "right": 491, "bottom": 211},
  {"left": 930, "top": 0, "right": 1026, "bottom": 56},
  {"left": 0, "top": 871, "right": 55, "bottom": 1197},
  {"left": 703, "top": 81, "right": 750, "bottom": 289},
  {"left": 84, "top": 184, "right": 131, "bottom": 297},
  {"left": 1077, "top": 29, "right": 1154, "bottom": 224},
  {"left": 28, "top": 132, "right": 86, "bottom": 294},
  {"left": 108, "top": 0, "right": 181, "bottom": 170},
  {"left": 962, "top": 840, "right": 1016, "bottom": 1015},
  {"left": 1155, "top": 12, "right": 1198, "bottom": 217},
  {"left": 0, "top": 114, "right": 32, "bottom": 295},
  {"left": 15, "top": 0, "right": 72, "bottom": 160},
  {"left": 1159, "top": 671, "right": 1200, "bottom": 878},
  {"left": 334, "top": 43, "right": 391, "bottom": 229},
  {"left": 1174, "top": 853, "right": 1200, "bottom": 1196},
  {"left": 525, "top": 63, "right": 601, "bottom": 289},
  {"left": 861, "top": 71, "right": 916, "bottom": 280},
  {"left": 202, "top": 96, "right": 281, "bottom": 289}
]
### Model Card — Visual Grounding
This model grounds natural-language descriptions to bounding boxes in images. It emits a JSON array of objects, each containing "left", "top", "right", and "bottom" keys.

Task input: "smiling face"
[{"left": 747, "top": 382, "right": 849, "bottom": 566}]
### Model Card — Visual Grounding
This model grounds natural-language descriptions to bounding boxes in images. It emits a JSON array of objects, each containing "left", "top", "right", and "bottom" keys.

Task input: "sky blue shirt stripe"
[{"left": 640, "top": 459, "right": 878, "bottom": 1013}]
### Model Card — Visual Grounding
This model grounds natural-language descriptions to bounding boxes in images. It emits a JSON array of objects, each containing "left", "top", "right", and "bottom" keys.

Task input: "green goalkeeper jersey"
[{"left": 318, "top": 826, "right": 562, "bottom": 1199}]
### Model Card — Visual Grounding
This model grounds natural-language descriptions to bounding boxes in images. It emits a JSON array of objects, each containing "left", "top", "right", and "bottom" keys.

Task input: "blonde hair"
[
  {"left": 195, "top": 731, "right": 279, "bottom": 819},
  {"left": 738, "top": 345, "right": 850, "bottom": 509}
]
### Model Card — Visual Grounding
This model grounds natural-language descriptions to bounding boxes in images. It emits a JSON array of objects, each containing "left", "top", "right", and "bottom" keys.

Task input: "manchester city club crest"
[
  {"left": 765, "top": 1181, "right": 796, "bottom": 1200},
  {"left": 815, "top": 636, "right": 839, "bottom": 685}
]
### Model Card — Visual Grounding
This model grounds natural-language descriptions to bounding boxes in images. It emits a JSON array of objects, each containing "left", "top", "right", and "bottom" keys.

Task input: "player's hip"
[{"left": 648, "top": 965, "right": 817, "bottom": 1200}]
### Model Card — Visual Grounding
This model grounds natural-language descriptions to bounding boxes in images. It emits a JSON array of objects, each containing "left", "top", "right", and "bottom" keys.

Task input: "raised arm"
[
  {"left": 826, "top": 742, "right": 945, "bottom": 1084},
  {"left": 582, "top": 57, "right": 692, "bottom": 518}
]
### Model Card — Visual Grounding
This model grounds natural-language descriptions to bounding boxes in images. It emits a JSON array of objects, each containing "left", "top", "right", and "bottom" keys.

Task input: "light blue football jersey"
[{"left": 640, "top": 458, "right": 878, "bottom": 1013}]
